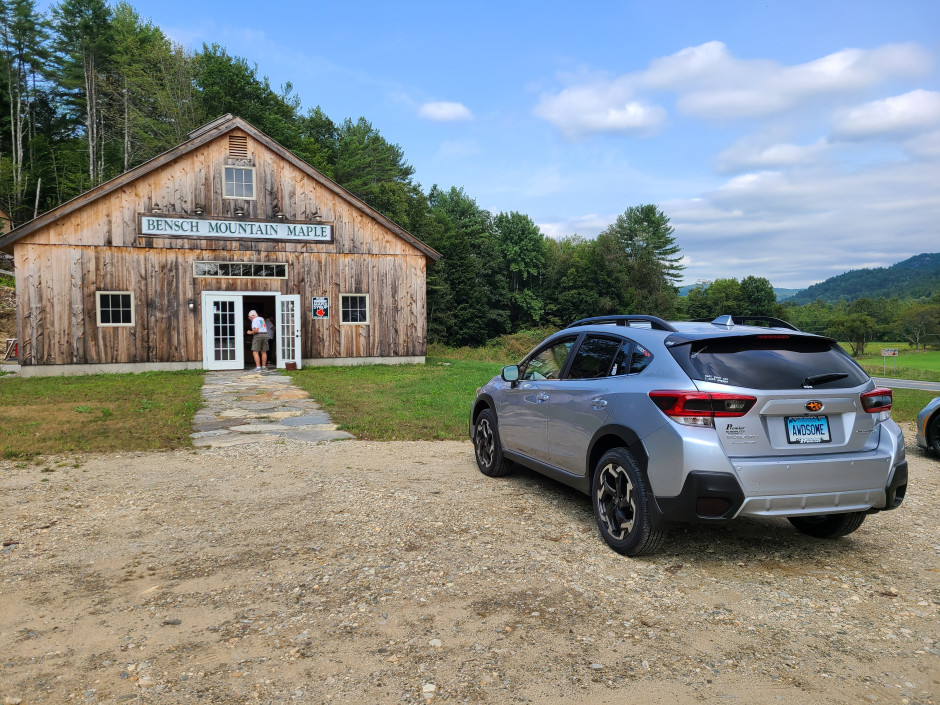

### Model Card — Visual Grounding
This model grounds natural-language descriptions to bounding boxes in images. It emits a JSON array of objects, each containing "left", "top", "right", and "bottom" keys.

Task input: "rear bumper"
[{"left": 650, "top": 459, "right": 907, "bottom": 525}]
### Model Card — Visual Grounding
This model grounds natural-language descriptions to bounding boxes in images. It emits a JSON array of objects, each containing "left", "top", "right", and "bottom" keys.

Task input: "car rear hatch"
[{"left": 662, "top": 332, "right": 887, "bottom": 459}]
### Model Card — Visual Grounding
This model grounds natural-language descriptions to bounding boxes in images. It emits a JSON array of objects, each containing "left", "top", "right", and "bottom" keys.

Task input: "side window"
[
  {"left": 521, "top": 337, "right": 576, "bottom": 380},
  {"left": 567, "top": 336, "right": 622, "bottom": 379},
  {"left": 610, "top": 340, "right": 654, "bottom": 376},
  {"left": 629, "top": 343, "right": 654, "bottom": 374}
]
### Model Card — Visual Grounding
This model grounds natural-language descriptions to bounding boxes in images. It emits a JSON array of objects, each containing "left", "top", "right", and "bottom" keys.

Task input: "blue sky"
[{"left": 57, "top": 0, "right": 940, "bottom": 288}]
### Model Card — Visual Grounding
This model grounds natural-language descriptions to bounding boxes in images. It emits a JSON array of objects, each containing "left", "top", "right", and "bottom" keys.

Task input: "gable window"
[
  {"left": 340, "top": 294, "right": 369, "bottom": 324},
  {"left": 96, "top": 291, "right": 134, "bottom": 327},
  {"left": 224, "top": 166, "right": 255, "bottom": 199}
]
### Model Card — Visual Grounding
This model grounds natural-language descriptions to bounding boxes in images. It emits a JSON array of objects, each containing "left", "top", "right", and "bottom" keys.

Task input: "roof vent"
[{"left": 229, "top": 135, "right": 248, "bottom": 158}]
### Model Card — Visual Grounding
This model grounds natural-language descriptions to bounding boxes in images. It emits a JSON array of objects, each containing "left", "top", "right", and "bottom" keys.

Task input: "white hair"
[{"left": 248, "top": 310, "right": 258, "bottom": 317}]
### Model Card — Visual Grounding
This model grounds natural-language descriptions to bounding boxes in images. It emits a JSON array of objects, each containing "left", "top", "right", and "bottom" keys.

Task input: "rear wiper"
[{"left": 802, "top": 372, "right": 849, "bottom": 387}]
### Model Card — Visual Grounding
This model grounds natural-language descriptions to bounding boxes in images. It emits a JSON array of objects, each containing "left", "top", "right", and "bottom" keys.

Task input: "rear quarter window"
[{"left": 670, "top": 336, "right": 869, "bottom": 390}]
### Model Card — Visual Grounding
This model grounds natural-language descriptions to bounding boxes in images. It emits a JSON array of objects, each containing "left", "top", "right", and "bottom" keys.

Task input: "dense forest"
[
  {"left": 787, "top": 253, "right": 940, "bottom": 305},
  {"left": 0, "top": 0, "right": 937, "bottom": 353}
]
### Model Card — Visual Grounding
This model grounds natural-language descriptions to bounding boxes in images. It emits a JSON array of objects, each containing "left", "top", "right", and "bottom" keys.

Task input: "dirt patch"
[{"left": 0, "top": 436, "right": 937, "bottom": 704}]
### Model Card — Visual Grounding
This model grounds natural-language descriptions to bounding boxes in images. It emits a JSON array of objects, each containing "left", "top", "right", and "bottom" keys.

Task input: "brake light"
[
  {"left": 649, "top": 391, "right": 756, "bottom": 428},
  {"left": 757, "top": 334, "right": 789, "bottom": 339},
  {"left": 861, "top": 387, "right": 892, "bottom": 413}
]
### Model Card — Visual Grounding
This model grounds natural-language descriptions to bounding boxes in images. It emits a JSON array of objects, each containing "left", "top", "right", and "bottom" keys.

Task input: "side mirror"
[{"left": 501, "top": 365, "right": 520, "bottom": 383}]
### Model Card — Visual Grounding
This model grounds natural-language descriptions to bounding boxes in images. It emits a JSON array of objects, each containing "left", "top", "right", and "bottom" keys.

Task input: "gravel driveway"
[{"left": 1, "top": 428, "right": 937, "bottom": 704}]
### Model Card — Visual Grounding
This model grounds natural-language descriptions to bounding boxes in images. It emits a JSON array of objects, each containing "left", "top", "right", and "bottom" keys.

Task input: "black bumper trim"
[
  {"left": 652, "top": 471, "right": 745, "bottom": 526},
  {"left": 880, "top": 460, "right": 907, "bottom": 511}
]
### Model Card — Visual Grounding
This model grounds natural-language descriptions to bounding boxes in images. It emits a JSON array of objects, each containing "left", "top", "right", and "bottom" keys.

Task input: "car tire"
[
  {"left": 591, "top": 448, "right": 666, "bottom": 556},
  {"left": 929, "top": 414, "right": 940, "bottom": 456},
  {"left": 787, "top": 511, "right": 866, "bottom": 539},
  {"left": 473, "top": 409, "right": 513, "bottom": 477}
]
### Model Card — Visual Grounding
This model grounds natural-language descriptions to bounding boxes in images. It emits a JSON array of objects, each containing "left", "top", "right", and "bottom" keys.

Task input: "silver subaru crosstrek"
[{"left": 469, "top": 315, "right": 908, "bottom": 556}]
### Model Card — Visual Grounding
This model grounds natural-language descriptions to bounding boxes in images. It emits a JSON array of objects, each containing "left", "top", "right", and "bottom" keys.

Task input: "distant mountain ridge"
[{"left": 787, "top": 252, "right": 939, "bottom": 304}]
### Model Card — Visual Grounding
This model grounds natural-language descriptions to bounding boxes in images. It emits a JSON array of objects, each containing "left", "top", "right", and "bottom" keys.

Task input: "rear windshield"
[{"left": 670, "top": 336, "right": 869, "bottom": 390}]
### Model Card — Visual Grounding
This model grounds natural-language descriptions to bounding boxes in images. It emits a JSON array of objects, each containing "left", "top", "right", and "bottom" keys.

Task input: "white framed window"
[
  {"left": 194, "top": 261, "right": 287, "bottom": 279},
  {"left": 96, "top": 291, "right": 135, "bottom": 327},
  {"left": 340, "top": 294, "right": 369, "bottom": 325},
  {"left": 223, "top": 166, "right": 256, "bottom": 200}
]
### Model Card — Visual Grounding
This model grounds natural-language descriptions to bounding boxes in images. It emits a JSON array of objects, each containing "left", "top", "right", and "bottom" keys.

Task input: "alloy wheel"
[{"left": 596, "top": 462, "right": 636, "bottom": 540}]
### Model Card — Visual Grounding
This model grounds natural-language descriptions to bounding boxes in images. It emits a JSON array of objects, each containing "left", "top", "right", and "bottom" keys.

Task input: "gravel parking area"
[{"left": 1, "top": 428, "right": 937, "bottom": 704}]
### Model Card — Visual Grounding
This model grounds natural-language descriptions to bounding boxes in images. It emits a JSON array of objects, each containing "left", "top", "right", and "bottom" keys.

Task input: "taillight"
[
  {"left": 649, "top": 391, "right": 756, "bottom": 428},
  {"left": 861, "top": 387, "right": 892, "bottom": 413}
]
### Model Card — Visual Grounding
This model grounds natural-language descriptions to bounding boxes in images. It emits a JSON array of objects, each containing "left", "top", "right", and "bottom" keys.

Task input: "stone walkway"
[{"left": 191, "top": 369, "right": 353, "bottom": 448}]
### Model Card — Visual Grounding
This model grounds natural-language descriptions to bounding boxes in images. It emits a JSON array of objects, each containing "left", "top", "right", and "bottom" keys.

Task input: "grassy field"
[
  {"left": 0, "top": 370, "right": 204, "bottom": 458},
  {"left": 0, "top": 334, "right": 933, "bottom": 456},
  {"left": 288, "top": 357, "right": 503, "bottom": 440},
  {"left": 847, "top": 341, "right": 940, "bottom": 382}
]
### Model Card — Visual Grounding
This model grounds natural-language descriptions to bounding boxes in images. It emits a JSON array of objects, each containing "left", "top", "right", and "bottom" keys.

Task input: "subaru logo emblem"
[{"left": 805, "top": 400, "right": 823, "bottom": 412}]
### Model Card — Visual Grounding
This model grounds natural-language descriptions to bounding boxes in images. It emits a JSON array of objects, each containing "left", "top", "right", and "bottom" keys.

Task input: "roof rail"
[
  {"left": 691, "top": 315, "right": 800, "bottom": 331},
  {"left": 566, "top": 315, "right": 678, "bottom": 332}
]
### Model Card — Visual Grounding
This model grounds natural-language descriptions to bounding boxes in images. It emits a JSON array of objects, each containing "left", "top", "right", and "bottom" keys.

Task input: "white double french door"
[{"left": 202, "top": 292, "right": 302, "bottom": 371}]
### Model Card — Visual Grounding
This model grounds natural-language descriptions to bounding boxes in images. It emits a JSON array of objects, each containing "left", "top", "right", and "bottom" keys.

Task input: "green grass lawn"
[
  {"left": 0, "top": 370, "right": 204, "bottom": 458},
  {"left": 288, "top": 357, "right": 504, "bottom": 440},
  {"left": 0, "top": 340, "right": 932, "bottom": 457},
  {"left": 838, "top": 341, "right": 940, "bottom": 382}
]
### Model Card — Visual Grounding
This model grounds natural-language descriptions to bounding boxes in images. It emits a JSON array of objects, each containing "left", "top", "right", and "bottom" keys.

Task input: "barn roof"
[{"left": 0, "top": 114, "right": 440, "bottom": 260}]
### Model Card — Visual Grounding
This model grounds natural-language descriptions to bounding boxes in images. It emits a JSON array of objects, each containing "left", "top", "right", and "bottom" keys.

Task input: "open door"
[
  {"left": 276, "top": 294, "right": 302, "bottom": 369},
  {"left": 203, "top": 294, "right": 244, "bottom": 370}
]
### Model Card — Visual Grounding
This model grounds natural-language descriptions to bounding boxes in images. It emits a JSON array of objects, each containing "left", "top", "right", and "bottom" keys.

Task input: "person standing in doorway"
[{"left": 246, "top": 310, "right": 269, "bottom": 372}]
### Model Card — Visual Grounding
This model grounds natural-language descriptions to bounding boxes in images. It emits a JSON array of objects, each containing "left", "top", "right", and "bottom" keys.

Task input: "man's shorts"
[{"left": 251, "top": 334, "right": 270, "bottom": 352}]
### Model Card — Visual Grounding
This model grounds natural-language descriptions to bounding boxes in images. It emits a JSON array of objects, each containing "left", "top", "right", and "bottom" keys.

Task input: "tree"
[
  {"left": 332, "top": 117, "right": 415, "bottom": 212},
  {"left": 828, "top": 313, "right": 876, "bottom": 357},
  {"left": 0, "top": 0, "right": 51, "bottom": 219},
  {"left": 193, "top": 43, "right": 300, "bottom": 149},
  {"left": 600, "top": 204, "right": 683, "bottom": 318},
  {"left": 706, "top": 278, "right": 742, "bottom": 316},
  {"left": 898, "top": 302, "right": 940, "bottom": 349},
  {"left": 103, "top": 3, "right": 200, "bottom": 173},
  {"left": 52, "top": 0, "right": 112, "bottom": 184},
  {"left": 424, "top": 186, "right": 508, "bottom": 346},
  {"left": 740, "top": 275, "right": 777, "bottom": 316},
  {"left": 684, "top": 282, "right": 711, "bottom": 318},
  {"left": 492, "top": 211, "right": 544, "bottom": 328}
]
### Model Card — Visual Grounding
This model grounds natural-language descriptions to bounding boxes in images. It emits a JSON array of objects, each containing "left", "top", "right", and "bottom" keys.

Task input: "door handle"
[
  {"left": 537, "top": 392, "right": 550, "bottom": 402},
  {"left": 591, "top": 397, "right": 608, "bottom": 409}
]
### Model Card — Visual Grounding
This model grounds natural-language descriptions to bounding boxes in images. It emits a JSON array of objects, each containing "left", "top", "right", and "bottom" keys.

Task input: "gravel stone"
[{"left": 0, "top": 423, "right": 936, "bottom": 704}]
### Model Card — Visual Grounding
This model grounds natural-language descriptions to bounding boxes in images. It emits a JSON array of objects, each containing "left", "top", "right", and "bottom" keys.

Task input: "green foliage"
[
  {"left": 828, "top": 312, "right": 877, "bottom": 357},
  {"left": 788, "top": 252, "right": 939, "bottom": 305}
]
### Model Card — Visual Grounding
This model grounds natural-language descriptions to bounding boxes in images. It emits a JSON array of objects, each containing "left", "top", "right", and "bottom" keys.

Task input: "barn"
[{"left": 0, "top": 115, "right": 440, "bottom": 376}]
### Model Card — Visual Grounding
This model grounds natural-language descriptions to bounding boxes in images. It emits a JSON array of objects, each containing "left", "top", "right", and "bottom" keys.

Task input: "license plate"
[{"left": 786, "top": 415, "right": 831, "bottom": 444}]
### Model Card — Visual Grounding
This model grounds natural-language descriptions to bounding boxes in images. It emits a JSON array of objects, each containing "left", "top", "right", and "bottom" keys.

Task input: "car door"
[
  {"left": 497, "top": 335, "right": 578, "bottom": 462},
  {"left": 543, "top": 335, "right": 626, "bottom": 475}
]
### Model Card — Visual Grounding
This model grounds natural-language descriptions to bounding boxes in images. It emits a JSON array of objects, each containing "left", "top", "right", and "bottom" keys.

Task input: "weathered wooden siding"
[
  {"left": 13, "top": 243, "right": 427, "bottom": 365},
  {"left": 23, "top": 129, "right": 420, "bottom": 257},
  {"left": 10, "top": 126, "right": 432, "bottom": 367}
]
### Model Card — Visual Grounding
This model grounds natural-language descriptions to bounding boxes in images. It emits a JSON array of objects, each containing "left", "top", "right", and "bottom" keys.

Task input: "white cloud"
[
  {"left": 716, "top": 137, "right": 829, "bottom": 173},
  {"left": 653, "top": 42, "right": 931, "bottom": 120},
  {"left": 534, "top": 41, "right": 932, "bottom": 135},
  {"left": 832, "top": 89, "right": 940, "bottom": 139},
  {"left": 418, "top": 101, "right": 474, "bottom": 122},
  {"left": 533, "top": 79, "right": 667, "bottom": 138},
  {"left": 538, "top": 214, "right": 614, "bottom": 240}
]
